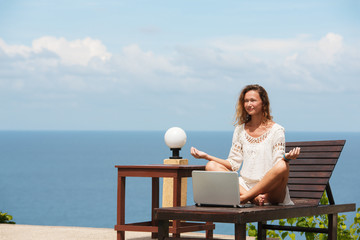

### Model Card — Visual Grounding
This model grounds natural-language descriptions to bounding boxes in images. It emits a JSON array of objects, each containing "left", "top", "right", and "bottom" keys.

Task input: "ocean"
[{"left": 0, "top": 131, "right": 359, "bottom": 236}]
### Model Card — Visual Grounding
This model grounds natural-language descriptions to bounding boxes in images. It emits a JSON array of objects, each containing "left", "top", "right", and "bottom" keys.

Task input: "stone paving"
[{"left": 0, "top": 224, "right": 243, "bottom": 240}]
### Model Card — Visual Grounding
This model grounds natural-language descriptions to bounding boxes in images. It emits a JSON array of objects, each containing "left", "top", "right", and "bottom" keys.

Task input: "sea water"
[{"left": 0, "top": 131, "right": 359, "bottom": 236}]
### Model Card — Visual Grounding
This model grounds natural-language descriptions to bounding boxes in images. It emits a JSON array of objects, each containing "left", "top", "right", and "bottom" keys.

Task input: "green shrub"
[{"left": 0, "top": 211, "right": 16, "bottom": 224}]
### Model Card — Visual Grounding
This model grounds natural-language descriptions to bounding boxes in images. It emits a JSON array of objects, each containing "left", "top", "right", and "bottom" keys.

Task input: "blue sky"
[{"left": 0, "top": 0, "right": 359, "bottom": 131}]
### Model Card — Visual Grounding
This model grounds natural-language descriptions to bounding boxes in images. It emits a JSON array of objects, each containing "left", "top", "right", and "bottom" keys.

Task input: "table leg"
[
  {"left": 235, "top": 223, "right": 247, "bottom": 240},
  {"left": 152, "top": 177, "right": 160, "bottom": 239},
  {"left": 173, "top": 176, "right": 182, "bottom": 206},
  {"left": 172, "top": 176, "right": 182, "bottom": 238},
  {"left": 117, "top": 176, "right": 126, "bottom": 240},
  {"left": 158, "top": 220, "right": 169, "bottom": 240}
]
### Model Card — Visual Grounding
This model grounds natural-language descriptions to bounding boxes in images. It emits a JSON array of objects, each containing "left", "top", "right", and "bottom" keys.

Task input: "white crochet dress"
[{"left": 227, "top": 123, "right": 293, "bottom": 205}]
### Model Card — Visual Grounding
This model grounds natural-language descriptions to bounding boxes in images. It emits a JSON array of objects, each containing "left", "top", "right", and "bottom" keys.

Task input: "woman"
[{"left": 191, "top": 84, "right": 300, "bottom": 205}]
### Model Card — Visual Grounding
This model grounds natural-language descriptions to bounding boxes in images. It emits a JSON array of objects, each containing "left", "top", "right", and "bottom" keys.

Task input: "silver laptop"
[{"left": 192, "top": 171, "right": 248, "bottom": 208}]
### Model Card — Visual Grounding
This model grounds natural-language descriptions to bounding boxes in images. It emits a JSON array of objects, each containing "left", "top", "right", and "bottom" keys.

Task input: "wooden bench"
[{"left": 155, "top": 140, "right": 356, "bottom": 240}]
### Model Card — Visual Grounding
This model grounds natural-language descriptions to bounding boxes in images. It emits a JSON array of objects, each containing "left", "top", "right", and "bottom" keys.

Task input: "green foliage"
[
  {"left": 0, "top": 211, "right": 16, "bottom": 224},
  {"left": 349, "top": 209, "right": 360, "bottom": 240},
  {"left": 247, "top": 222, "right": 257, "bottom": 237},
  {"left": 246, "top": 192, "right": 359, "bottom": 240}
]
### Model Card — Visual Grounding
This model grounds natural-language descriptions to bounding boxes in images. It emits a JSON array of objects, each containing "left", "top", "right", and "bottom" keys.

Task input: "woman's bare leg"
[
  {"left": 205, "top": 161, "right": 230, "bottom": 171},
  {"left": 239, "top": 185, "right": 266, "bottom": 205},
  {"left": 239, "top": 185, "right": 247, "bottom": 197},
  {"left": 240, "top": 160, "right": 289, "bottom": 205}
]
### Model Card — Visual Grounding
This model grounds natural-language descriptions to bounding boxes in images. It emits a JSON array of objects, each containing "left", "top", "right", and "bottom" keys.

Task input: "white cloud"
[
  {"left": 210, "top": 33, "right": 344, "bottom": 66},
  {"left": 211, "top": 35, "right": 312, "bottom": 53},
  {"left": 318, "top": 33, "right": 343, "bottom": 58},
  {"left": 0, "top": 38, "right": 32, "bottom": 57},
  {"left": 0, "top": 37, "right": 191, "bottom": 94},
  {"left": 0, "top": 33, "right": 359, "bottom": 131},
  {"left": 198, "top": 33, "right": 359, "bottom": 92},
  {"left": 32, "top": 36, "right": 112, "bottom": 66},
  {"left": 0, "top": 36, "right": 112, "bottom": 66},
  {"left": 0, "top": 33, "right": 359, "bottom": 97},
  {"left": 117, "top": 44, "right": 189, "bottom": 76},
  {"left": 287, "top": 32, "right": 344, "bottom": 66}
]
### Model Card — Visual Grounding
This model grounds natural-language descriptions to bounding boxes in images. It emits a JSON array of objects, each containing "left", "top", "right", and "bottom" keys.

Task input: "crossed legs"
[{"left": 205, "top": 160, "right": 289, "bottom": 205}]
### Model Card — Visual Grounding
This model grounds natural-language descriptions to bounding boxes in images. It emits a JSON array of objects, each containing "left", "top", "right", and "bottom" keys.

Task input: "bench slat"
[
  {"left": 288, "top": 178, "right": 329, "bottom": 185},
  {"left": 289, "top": 191, "right": 324, "bottom": 199},
  {"left": 289, "top": 172, "right": 332, "bottom": 178},
  {"left": 288, "top": 185, "right": 326, "bottom": 191},
  {"left": 286, "top": 140, "right": 345, "bottom": 147},
  {"left": 290, "top": 165, "right": 335, "bottom": 172},
  {"left": 290, "top": 159, "right": 337, "bottom": 165},
  {"left": 295, "top": 152, "right": 341, "bottom": 158},
  {"left": 292, "top": 199, "right": 320, "bottom": 205}
]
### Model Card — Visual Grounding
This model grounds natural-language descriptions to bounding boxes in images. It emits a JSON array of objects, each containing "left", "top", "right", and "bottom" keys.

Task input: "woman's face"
[{"left": 244, "top": 90, "right": 263, "bottom": 116}]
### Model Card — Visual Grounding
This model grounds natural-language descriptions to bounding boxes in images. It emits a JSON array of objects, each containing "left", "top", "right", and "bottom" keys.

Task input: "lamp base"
[
  {"left": 162, "top": 158, "right": 188, "bottom": 207},
  {"left": 170, "top": 148, "right": 182, "bottom": 159}
]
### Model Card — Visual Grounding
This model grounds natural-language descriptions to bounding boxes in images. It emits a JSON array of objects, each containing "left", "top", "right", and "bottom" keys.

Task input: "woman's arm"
[{"left": 190, "top": 147, "right": 232, "bottom": 170}]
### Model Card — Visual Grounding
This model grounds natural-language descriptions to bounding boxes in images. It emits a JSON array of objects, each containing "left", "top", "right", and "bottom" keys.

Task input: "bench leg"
[
  {"left": 257, "top": 221, "right": 266, "bottom": 240},
  {"left": 206, "top": 222, "right": 214, "bottom": 239},
  {"left": 158, "top": 220, "right": 169, "bottom": 240},
  {"left": 328, "top": 213, "right": 338, "bottom": 240},
  {"left": 235, "top": 223, "right": 246, "bottom": 240}
]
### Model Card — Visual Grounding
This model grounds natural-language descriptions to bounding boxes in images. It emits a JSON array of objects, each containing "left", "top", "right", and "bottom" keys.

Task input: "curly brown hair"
[{"left": 234, "top": 84, "right": 273, "bottom": 126}]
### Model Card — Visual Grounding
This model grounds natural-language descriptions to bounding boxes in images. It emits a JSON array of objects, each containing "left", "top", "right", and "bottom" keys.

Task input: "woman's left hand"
[
  {"left": 190, "top": 147, "right": 209, "bottom": 160},
  {"left": 285, "top": 147, "right": 301, "bottom": 160}
]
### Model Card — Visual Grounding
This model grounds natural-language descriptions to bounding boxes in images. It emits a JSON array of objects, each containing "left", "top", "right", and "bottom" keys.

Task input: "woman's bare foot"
[
  {"left": 240, "top": 193, "right": 268, "bottom": 205},
  {"left": 240, "top": 194, "right": 264, "bottom": 205},
  {"left": 252, "top": 194, "right": 267, "bottom": 206}
]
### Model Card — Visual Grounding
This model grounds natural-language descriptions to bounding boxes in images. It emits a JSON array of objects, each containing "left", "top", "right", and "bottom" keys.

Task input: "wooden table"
[{"left": 114, "top": 164, "right": 215, "bottom": 240}]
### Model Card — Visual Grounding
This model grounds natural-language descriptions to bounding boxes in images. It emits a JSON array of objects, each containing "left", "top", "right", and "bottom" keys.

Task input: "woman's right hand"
[
  {"left": 285, "top": 147, "right": 301, "bottom": 160},
  {"left": 190, "top": 147, "right": 209, "bottom": 160}
]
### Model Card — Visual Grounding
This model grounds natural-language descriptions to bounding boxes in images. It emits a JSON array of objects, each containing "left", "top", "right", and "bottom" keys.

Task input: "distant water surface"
[{"left": 0, "top": 131, "right": 358, "bottom": 235}]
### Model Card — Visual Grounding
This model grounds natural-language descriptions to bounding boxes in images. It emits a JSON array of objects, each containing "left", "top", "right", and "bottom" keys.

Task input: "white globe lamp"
[{"left": 164, "top": 127, "right": 187, "bottom": 159}]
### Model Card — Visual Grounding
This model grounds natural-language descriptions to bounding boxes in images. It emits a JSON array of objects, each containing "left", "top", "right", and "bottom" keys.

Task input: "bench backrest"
[{"left": 286, "top": 140, "right": 346, "bottom": 205}]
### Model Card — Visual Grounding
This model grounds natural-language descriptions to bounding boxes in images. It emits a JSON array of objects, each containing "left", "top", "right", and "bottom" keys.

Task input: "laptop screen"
[{"left": 192, "top": 171, "right": 241, "bottom": 207}]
